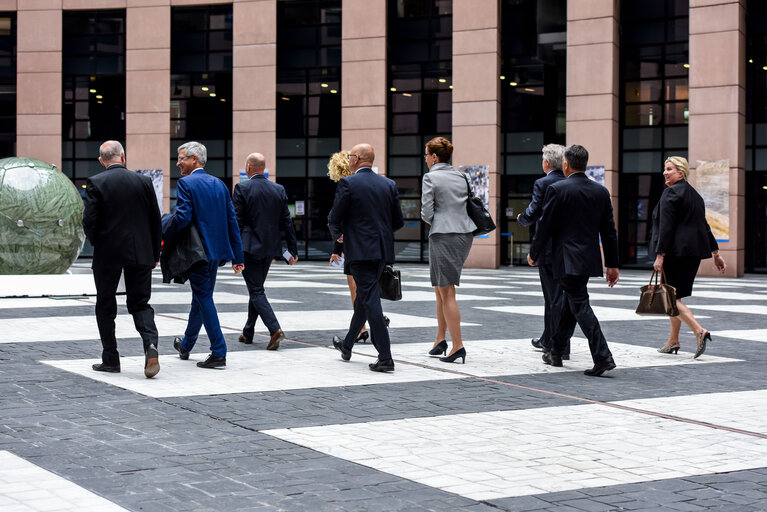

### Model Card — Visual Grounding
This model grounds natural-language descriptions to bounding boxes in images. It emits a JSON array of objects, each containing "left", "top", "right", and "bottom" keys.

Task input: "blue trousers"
[
  {"left": 181, "top": 260, "right": 227, "bottom": 357},
  {"left": 343, "top": 260, "right": 391, "bottom": 361},
  {"left": 242, "top": 254, "right": 280, "bottom": 336}
]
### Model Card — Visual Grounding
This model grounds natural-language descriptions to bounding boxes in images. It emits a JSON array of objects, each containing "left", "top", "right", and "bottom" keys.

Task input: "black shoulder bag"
[{"left": 462, "top": 173, "right": 496, "bottom": 236}]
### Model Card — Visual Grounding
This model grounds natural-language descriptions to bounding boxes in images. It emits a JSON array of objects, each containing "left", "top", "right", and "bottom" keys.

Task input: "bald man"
[
  {"left": 329, "top": 144, "right": 404, "bottom": 372},
  {"left": 83, "top": 141, "right": 162, "bottom": 377},
  {"left": 232, "top": 153, "right": 298, "bottom": 350}
]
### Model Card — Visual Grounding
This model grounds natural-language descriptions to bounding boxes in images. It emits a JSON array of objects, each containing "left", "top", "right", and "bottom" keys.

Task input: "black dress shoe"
[
  {"left": 196, "top": 354, "right": 226, "bottom": 368},
  {"left": 542, "top": 351, "right": 562, "bottom": 367},
  {"left": 369, "top": 359, "right": 395, "bottom": 372},
  {"left": 384, "top": 315, "right": 390, "bottom": 328},
  {"left": 92, "top": 363, "right": 120, "bottom": 373},
  {"left": 333, "top": 335, "right": 351, "bottom": 361},
  {"left": 584, "top": 356, "right": 616, "bottom": 377},
  {"left": 238, "top": 334, "right": 253, "bottom": 344},
  {"left": 531, "top": 338, "right": 544, "bottom": 350},
  {"left": 173, "top": 337, "right": 189, "bottom": 360},
  {"left": 144, "top": 344, "right": 160, "bottom": 378}
]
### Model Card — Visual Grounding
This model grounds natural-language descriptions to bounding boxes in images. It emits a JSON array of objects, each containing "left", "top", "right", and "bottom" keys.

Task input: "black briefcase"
[{"left": 379, "top": 265, "right": 402, "bottom": 301}]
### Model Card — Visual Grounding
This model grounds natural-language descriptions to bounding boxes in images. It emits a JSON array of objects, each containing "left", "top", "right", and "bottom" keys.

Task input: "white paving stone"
[
  {"left": 321, "top": 290, "right": 510, "bottom": 302},
  {"left": 0, "top": 292, "right": 296, "bottom": 310},
  {"left": 497, "top": 291, "right": 640, "bottom": 301},
  {"left": 403, "top": 281, "right": 509, "bottom": 289},
  {"left": 0, "top": 451, "right": 129, "bottom": 512},
  {"left": 713, "top": 329, "right": 767, "bottom": 342},
  {"left": 475, "top": 305, "right": 710, "bottom": 321},
  {"left": 686, "top": 304, "right": 767, "bottom": 315},
  {"left": 262, "top": 392, "right": 767, "bottom": 500}
]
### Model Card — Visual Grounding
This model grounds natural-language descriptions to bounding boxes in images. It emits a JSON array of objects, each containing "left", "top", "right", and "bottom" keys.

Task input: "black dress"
[{"left": 650, "top": 180, "right": 719, "bottom": 299}]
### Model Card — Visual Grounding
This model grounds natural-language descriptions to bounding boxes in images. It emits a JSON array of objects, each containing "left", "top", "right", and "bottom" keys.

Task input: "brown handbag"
[{"left": 635, "top": 269, "right": 680, "bottom": 317}]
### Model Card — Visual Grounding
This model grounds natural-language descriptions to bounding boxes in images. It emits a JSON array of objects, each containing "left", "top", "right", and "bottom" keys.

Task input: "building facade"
[{"left": 0, "top": 0, "right": 763, "bottom": 276}]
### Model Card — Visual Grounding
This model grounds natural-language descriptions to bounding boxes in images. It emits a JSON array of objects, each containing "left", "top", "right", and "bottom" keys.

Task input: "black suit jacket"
[
  {"left": 530, "top": 173, "right": 619, "bottom": 278},
  {"left": 83, "top": 164, "right": 162, "bottom": 267},
  {"left": 517, "top": 169, "right": 565, "bottom": 265},
  {"left": 327, "top": 168, "right": 405, "bottom": 264},
  {"left": 650, "top": 180, "right": 718, "bottom": 259},
  {"left": 232, "top": 174, "right": 298, "bottom": 259}
]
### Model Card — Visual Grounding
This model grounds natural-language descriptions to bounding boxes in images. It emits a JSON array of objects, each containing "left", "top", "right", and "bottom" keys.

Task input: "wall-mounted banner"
[
  {"left": 136, "top": 169, "right": 163, "bottom": 213},
  {"left": 696, "top": 159, "right": 730, "bottom": 242},
  {"left": 459, "top": 165, "right": 490, "bottom": 210},
  {"left": 586, "top": 165, "right": 605, "bottom": 187}
]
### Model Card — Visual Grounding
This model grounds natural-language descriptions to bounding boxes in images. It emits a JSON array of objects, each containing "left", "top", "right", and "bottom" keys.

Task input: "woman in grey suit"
[{"left": 421, "top": 137, "right": 476, "bottom": 363}]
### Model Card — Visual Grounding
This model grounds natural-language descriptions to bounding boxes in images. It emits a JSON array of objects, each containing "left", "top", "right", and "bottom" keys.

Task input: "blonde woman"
[
  {"left": 651, "top": 156, "right": 727, "bottom": 358},
  {"left": 327, "top": 151, "right": 389, "bottom": 342}
]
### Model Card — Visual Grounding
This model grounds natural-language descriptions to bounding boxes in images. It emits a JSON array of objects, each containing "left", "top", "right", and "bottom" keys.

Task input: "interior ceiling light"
[
  {"left": 321, "top": 83, "right": 328, "bottom": 88},
  {"left": 209, "top": 92, "right": 216, "bottom": 97},
  {"left": 89, "top": 89, "right": 96, "bottom": 94},
  {"left": 683, "top": 63, "right": 690, "bottom": 68},
  {"left": 95, "top": 95, "right": 103, "bottom": 99},
  {"left": 390, "top": 87, "right": 397, "bottom": 92},
  {"left": 438, "top": 78, "right": 447, "bottom": 83},
  {"left": 330, "top": 89, "right": 338, "bottom": 94},
  {"left": 402, "top": 93, "right": 412, "bottom": 97},
  {"left": 509, "top": 82, "right": 518, "bottom": 86},
  {"left": 201, "top": 86, "right": 209, "bottom": 91}
]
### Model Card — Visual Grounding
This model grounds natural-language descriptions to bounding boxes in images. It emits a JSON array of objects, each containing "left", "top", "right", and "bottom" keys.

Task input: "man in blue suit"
[
  {"left": 517, "top": 144, "right": 568, "bottom": 357},
  {"left": 169, "top": 141, "right": 245, "bottom": 369},
  {"left": 329, "top": 143, "right": 404, "bottom": 372},
  {"left": 232, "top": 152, "right": 298, "bottom": 351}
]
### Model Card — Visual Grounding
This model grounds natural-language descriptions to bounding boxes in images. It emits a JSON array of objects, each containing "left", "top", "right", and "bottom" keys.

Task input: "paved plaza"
[{"left": 1, "top": 261, "right": 767, "bottom": 512}]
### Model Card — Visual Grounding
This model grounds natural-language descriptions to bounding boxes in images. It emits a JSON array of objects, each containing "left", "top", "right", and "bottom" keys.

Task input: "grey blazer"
[{"left": 421, "top": 163, "right": 477, "bottom": 235}]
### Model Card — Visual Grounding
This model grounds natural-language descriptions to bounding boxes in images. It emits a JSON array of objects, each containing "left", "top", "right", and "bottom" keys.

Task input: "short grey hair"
[
  {"left": 542, "top": 143, "right": 565, "bottom": 170},
  {"left": 178, "top": 141, "right": 207, "bottom": 167},
  {"left": 100, "top": 140, "right": 124, "bottom": 162}
]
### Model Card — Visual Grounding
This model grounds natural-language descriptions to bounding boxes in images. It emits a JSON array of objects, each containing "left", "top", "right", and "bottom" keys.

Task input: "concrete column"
[
  {"left": 233, "top": 0, "right": 276, "bottom": 183},
  {"left": 126, "top": 4, "right": 171, "bottom": 212},
  {"left": 341, "top": 0, "right": 386, "bottom": 173},
  {"left": 16, "top": 2, "right": 62, "bottom": 167},
  {"left": 688, "top": 0, "right": 745, "bottom": 277},
  {"left": 452, "top": 0, "right": 500, "bottom": 268},
  {"left": 565, "top": 0, "right": 620, "bottom": 207}
]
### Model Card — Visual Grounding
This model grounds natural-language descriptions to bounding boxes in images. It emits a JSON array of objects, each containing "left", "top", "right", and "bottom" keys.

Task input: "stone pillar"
[
  {"left": 688, "top": 0, "right": 745, "bottom": 277},
  {"left": 233, "top": 0, "right": 276, "bottom": 183},
  {"left": 126, "top": 4, "right": 171, "bottom": 212},
  {"left": 16, "top": 2, "right": 61, "bottom": 167},
  {"left": 565, "top": 0, "right": 620, "bottom": 210},
  {"left": 452, "top": 0, "right": 500, "bottom": 268},
  {"left": 341, "top": 0, "right": 387, "bottom": 173}
]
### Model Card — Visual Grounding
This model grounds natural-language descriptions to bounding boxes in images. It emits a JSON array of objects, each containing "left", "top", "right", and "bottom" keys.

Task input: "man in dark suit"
[
  {"left": 528, "top": 144, "right": 619, "bottom": 377},
  {"left": 83, "top": 140, "right": 162, "bottom": 378},
  {"left": 232, "top": 152, "right": 298, "bottom": 351},
  {"left": 168, "top": 141, "right": 245, "bottom": 369},
  {"left": 517, "top": 143, "right": 567, "bottom": 357},
  {"left": 328, "top": 143, "right": 404, "bottom": 372}
]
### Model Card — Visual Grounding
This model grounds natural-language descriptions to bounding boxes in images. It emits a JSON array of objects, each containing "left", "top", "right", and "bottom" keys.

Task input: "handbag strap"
[{"left": 461, "top": 172, "right": 474, "bottom": 198}]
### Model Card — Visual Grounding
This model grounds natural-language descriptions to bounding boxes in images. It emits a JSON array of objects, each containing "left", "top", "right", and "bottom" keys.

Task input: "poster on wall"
[
  {"left": 459, "top": 165, "right": 490, "bottom": 210},
  {"left": 136, "top": 169, "right": 163, "bottom": 213},
  {"left": 586, "top": 165, "right": 605, "bottom": 187},
  {"left": 696, "top": 159, "right": 730, "bottom": 242}
]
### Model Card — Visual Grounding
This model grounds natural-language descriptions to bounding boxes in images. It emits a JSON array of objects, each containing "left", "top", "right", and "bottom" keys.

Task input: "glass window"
[
  {"left": 62, "top": 10, "right": 125, "bottom": 189},
  {"left": 0, "top": 14, "right": 14, "bottom": 158}
]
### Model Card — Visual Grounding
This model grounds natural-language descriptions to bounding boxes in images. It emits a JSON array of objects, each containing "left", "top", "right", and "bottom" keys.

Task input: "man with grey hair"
[
  {"left": 83, "top": 140, "right": 162, "bottom": 378},
  {"left": 517, "top": 143, "right": 568, "bottom": 358},
  {"left": 167, "top": 141, "right": 244, "bottom": 369}
]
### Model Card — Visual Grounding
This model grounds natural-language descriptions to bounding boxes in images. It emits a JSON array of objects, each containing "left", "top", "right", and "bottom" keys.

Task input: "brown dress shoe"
[
  {"left": 267, "top": 329, "right": 285, "bottom": 350},
  {"left": 144, "top": 344, "right": 160, "bottom": 378},
  {"left": 238, "top": 334, "right": 253, "bottom": 344}
]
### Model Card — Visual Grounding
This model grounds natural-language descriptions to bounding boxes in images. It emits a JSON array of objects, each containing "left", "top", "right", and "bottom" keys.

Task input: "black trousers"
[
  {"left": 93, "top": 263, "right": 158, "bottom": 366},
  {"left": 242, "top": 254, "right": 280, "bottom": 336},
  {"left": 550, "top": 275, "right": 612, "bottom": 363},
  {"left": 343, "top": 260, "right": 391, "bottom": 361},
  {"left": 538, "top": 261, "right": 569, "bottom": 354}
]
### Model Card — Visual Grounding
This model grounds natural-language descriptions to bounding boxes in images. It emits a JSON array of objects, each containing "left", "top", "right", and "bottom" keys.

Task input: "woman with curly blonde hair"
[{"left": 326, "top": 150, "right": 388, "bottom": 342}]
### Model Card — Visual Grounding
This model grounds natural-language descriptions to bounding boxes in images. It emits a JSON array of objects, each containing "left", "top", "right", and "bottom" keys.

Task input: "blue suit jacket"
[
  {"left": 529, "top": 173, "right": 618, "bottom": 278},
  {"left": 517, "top": 169, "right": 565, "bottom": 265},
  {"left": 170, "top": 169, "right": 244, "bottom": 264},
  {"left": 232, "top": 174, "right": 298, "bottom": 259},
  {"left": 327, "top": 168, "right": 405, "bottom": 264}
]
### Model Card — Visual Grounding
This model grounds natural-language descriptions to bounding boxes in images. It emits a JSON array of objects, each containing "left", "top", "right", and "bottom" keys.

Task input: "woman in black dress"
[{"left": 651, "top": 156, "right": 727, "bottom": 358}]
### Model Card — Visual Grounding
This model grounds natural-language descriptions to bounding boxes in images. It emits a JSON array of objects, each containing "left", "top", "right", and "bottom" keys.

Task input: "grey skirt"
[{"left": 429, "top": 233, "right": 474, "bottom": 287}]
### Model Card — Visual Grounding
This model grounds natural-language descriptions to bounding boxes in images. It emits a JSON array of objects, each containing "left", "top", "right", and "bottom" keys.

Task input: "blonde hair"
[
  {"left": 327, "top": 150, "right": 352, "bottom": 182},
  {"left": 665, "top": 156, "right": 689, "bottom": 180}
]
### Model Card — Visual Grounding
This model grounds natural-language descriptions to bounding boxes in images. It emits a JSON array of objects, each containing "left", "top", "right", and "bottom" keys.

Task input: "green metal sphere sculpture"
[{"left": 0, "top": 157, "right": 85, "bottom": 274}]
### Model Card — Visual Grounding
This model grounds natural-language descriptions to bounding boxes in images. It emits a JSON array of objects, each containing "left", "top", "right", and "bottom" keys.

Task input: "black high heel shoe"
[
  {"left": 428, "top": 339, "right": 447, "bottom": 356},
  {"left": 440, "top": 347, "right": 466, "bottom": 364},
  {"left": 694, "top": 330, "right": 711, "bottom": 359},
  {"left": 355, "top": 331, "right": 369, "bottom": 343}
]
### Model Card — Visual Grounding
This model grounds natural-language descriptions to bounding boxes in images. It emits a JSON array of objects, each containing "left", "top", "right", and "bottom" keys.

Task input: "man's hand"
[
  {"left": 516, "top": 213, "right": 521, "bottom": 221},
  {"left": 653, "top": 254, "right": 664, "bottom": 271},
  {"left": 232, "top": 263, "right": 244, "bottom": 274},
  {"left": 329, "top": 253, "right": 342, "bottom": 266},
  {"left": 606, "top": 267, "right": 619, "bottom": 287},
  {"left": 527, "top": 253, "right": 536, "bottom": 267},
  {"left": 288, "top": 256, "right": 298, "bottom": 265},
  {"left": 714, "top": 254, "right": 727, "bottom": 273},
  {"left": 337, "top": 235, "right": 343, "bottom": 243}
]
